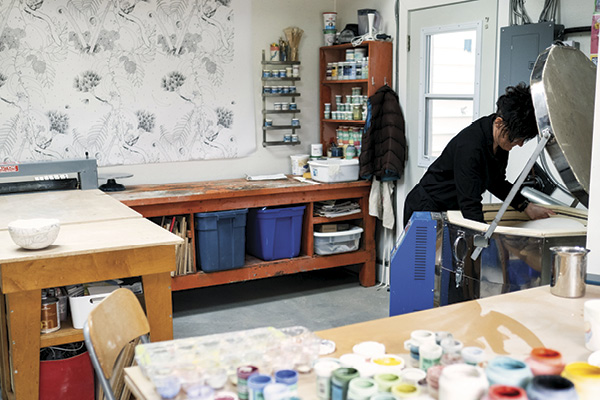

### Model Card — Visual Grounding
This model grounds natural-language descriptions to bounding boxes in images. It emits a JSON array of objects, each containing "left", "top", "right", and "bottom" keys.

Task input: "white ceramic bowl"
[{"left": 7, "top": 218, "right": 60, "bottom": 250}]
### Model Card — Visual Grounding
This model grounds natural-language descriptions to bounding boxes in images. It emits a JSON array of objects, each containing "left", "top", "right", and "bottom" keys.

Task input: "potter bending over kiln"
[{"left": 403, "top": 83, "right": 553, "bottom": 227}]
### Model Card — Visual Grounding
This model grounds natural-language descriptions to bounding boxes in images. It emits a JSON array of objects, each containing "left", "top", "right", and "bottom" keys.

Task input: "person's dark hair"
[{"left": 495, "top": 82, "right": 538, "bottom": 142}]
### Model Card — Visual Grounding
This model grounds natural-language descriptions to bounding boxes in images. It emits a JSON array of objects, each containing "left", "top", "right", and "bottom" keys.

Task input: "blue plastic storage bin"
[
  {"left": 246, "top": 205, "right": 306, "bottom": 261},
  {"left": 195, "top": 209, "right": 248, "bottom": 272}
]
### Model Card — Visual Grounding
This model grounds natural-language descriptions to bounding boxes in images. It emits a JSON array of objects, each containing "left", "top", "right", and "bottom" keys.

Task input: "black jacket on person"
[
  {"left": 403, "top": 114, "right": 529, "bottom": 225},
  {"left": 359, "top": 85, "right": 407, "bottom": 181}
]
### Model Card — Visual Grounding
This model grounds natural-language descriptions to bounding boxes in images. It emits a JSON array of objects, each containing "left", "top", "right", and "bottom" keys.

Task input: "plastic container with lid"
[
  {"left": 315, "top": 359, "right": 341, "bottom": 399},
  {"left": 195, "top": 209, "right": 248, "bottom": 272},
  {"left": 237, "top": 366, "right": 259, "bottom": 400},
  {"left": 308, "top": 158, "right": 359, "bottom": 183},
  {"left": 314, "top": 226, "right": 363, "bottom": 255}
]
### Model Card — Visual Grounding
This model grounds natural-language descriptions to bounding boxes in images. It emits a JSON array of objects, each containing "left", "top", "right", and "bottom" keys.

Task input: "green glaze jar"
[
  {"left": 374, "top": 373, "right": 402, "bottom": 392},
  {"left": 331, "top": 367, "right": 359, "bottom": 400}
]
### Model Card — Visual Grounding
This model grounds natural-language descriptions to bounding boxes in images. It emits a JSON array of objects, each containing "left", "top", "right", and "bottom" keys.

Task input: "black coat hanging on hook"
[{"left": 359, "top": 85, "right": 407, "bottom": 181}]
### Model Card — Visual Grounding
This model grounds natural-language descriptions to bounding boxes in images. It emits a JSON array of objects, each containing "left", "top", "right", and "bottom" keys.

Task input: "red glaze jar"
[
  {"left": 525, "top": 347, "right": 565, "bottom": 376},
  {"left": 483, "top": 384, "right": 527, "bottom": 400}
]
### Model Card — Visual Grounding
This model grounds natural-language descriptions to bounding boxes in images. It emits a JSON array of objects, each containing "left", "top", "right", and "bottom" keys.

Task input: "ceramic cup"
[{"left": 585, "top": 299, "right": 600, "bottom": 351}]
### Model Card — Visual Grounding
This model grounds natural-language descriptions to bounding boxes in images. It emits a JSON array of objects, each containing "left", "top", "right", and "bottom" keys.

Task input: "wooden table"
[
  {"left": 0, "top": 190, "right": 182, "bottom": 400},
  {"left": 124, "top": 285, "right": 600, "bottom": 399},
  {"left": 110, "top": 177, "right": 376, "bottom": 290}
]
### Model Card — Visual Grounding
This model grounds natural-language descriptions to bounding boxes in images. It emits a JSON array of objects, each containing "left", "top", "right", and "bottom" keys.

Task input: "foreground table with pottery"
[
  {"left": 124, "top": 285, "right": 600, "bottom": 399},
  {"left": 0, "top": 189, "right": 181, "bottom": 400}
]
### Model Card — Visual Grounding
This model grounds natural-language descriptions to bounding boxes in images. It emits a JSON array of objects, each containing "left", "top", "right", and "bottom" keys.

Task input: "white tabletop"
[
  {"left": 0, "top": 218, "right": 181, "bottom": 263},
  {"left": 0, "top": 189, "right": 140, "bottom": 230},
  {"left": 0, "top": 189, "right": 181, "bottom": 262}
]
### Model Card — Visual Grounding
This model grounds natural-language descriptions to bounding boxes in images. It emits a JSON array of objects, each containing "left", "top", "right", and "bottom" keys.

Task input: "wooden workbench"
[
  {"left": 0, "top": 189, "right": 182, "bottom": 400},
  {"left": 110, "top": 177, "right": 376, "bottom": 290},
  {"left": 124, "top": 285, "right": 600, "bottom": 399}
]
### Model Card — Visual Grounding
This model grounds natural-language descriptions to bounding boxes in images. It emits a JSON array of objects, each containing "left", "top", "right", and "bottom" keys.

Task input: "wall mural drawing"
[{"left": 0, "top": 0, "right": 254, "bottom": 167}]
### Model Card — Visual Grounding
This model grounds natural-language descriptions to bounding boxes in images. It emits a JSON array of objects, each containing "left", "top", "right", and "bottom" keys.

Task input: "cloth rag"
[{"left": 369, "top": 178, "right": 395, "bottom": 229}]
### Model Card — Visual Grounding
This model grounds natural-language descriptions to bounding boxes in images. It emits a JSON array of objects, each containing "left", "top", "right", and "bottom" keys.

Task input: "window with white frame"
[{"left": 418, "top": 22, "right": 482, "bottom": 167}]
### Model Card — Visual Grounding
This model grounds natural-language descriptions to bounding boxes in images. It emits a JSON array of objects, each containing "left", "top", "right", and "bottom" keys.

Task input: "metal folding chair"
[{"left": 83, "top": 288, "right": 150, "bottom": 400}]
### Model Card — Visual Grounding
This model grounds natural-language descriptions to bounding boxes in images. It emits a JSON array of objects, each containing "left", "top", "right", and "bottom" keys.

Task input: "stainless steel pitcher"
[{"left": 549, "top": 246, "right": 590, "bottom": 298}]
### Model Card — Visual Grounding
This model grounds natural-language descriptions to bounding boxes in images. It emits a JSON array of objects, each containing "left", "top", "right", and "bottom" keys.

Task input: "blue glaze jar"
[
  {"left": 248, "top": 374, "right": 273, "bottom": 400},
  {"left": 274, "top": 369, "right": 298, "bottom": 394},
  {"left": 485, "top": 357, "right": 533, "bottom": 388},
  {"left": 526, "top": 375, "right": 578, "bottom": 400}
]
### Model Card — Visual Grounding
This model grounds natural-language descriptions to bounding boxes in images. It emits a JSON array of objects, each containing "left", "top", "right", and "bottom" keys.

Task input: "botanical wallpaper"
[{"left": 0, "top": 0, "right": 254, "bottom": 167}]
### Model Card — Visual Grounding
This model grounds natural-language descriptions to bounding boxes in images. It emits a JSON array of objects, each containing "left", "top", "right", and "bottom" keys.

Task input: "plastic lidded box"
[
  {"left": 308, "top": 159, "right": 359, "bottom": 183},
  {"left": 314, "top": 226, "right": 363, "bottom": 255},
  {"left": 195, "top": 209, "right": 248, "bottom": 272},
  {"left": 246, "top": 206, "right": 306, "bottom": 261}
]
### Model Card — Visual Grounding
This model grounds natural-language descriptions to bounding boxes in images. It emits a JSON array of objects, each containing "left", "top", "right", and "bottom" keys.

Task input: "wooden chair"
[{"left": 83, "top": 288, "right": 150, "bottom": 400}]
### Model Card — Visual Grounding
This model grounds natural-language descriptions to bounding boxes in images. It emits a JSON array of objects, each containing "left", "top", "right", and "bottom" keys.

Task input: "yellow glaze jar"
[{"left": 561, "top": 362, "right": 600, "bottom": 400}]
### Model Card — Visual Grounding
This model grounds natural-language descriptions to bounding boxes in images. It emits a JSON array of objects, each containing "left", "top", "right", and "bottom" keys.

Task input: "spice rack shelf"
[
  {"left": 263, "top": 110, "right": 302, "bottom": 114},
  {"left": 319, "top": 41, "right": 393, "bottom": 152},
  {"left": 261, "top": 50, "right": 301, "bottom": 147},
  {"left": 263, "top": 125, "right": 302, "bottom": 130},
  {"left": 322, "top": 79, "right": 368, "bottom": 84},
  {"left": 262, "top": 93, "right": 302, "bottom": 98},
  {"left": 262, "top": 77, "right": 302, "bottom": 82},
  {"left": 110, "top": 178, "right": 376, "bottom": 291},
  {"left": 323, "top": 119, "right": 365, "bottom": 124},
  {"left": 261, "top": 141, "right": 302, "bottom": 146},
  {"left": 261, "top": 60, "right": 301, "bottom": 66}
]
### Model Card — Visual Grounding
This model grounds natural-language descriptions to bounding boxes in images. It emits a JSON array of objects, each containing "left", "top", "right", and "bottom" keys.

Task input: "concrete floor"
[{"left": 172, "top": 267, "right": 390, "bottom": 339}]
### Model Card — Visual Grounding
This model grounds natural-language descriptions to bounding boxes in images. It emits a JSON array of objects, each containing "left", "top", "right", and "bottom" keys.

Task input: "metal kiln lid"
[{"left": 530, "top": 45, "right": 596, "bottom": 207}]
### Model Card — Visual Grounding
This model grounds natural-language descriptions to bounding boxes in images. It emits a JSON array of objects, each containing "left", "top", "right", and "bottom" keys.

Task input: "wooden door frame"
[
  {"left": 395, "top": 0, "right": 479, "bottom": 232},
  {"left": 397, "top": 0, "right": 476, "bottom": 113}
]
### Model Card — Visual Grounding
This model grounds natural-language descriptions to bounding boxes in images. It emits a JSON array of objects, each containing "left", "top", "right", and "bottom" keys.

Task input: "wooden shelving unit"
[
  {"left": 110, "top": 177, "right": 376, "bottom": 291},
  {"left": 319, "top": 41, "right": 393, "bottom": 151},
  {"left": 261, "top": 51, "right": 302, "bottom": 147}
]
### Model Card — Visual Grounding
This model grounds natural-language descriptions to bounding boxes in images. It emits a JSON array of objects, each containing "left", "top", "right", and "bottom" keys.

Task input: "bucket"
[
  {"left": 549, "top": 246, "right": 589, "bottom": 298},
  {"left": 323, "top": 12, "right": 337, "bottom": 30},
  {"left": 323, "top": 29, "right": 336, "bottom": 46},
  {"left": 40, "top": 351, "right": 94, "bottom": 400},
  {"left": 290, "top": 154, "right": 309, "bottom": 176}
]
